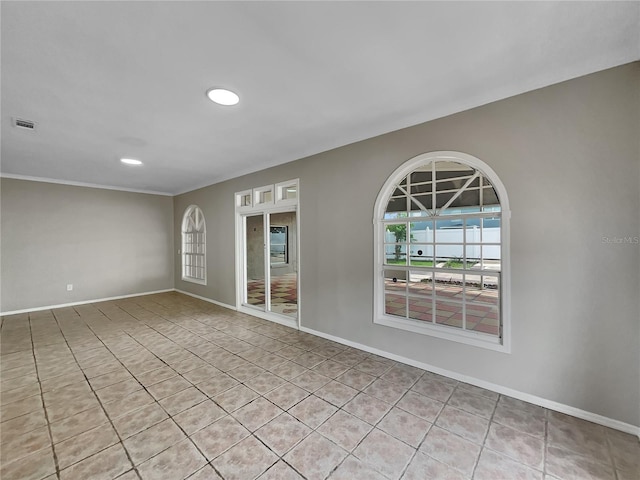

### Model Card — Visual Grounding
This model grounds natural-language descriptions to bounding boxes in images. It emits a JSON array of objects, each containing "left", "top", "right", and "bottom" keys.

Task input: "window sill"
[
  {"left": 182, "top": 276, "right": 207, "bottom": 286},
  {"left": 374, "top": 314, "right": 510, "bottom": 353}
]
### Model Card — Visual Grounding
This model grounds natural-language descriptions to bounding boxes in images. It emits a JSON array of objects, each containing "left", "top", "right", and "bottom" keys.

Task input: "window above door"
[{"left": 236, "top": 179, "right": 299, "bottom": 212}]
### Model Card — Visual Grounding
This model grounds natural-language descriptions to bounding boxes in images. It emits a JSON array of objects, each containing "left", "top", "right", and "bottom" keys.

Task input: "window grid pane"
[
  {"left": 382, "top": 159, "right": 502, "bottom": 339},
  {"left": 182, "top": 206, "right": 206, "bottom": 282}
]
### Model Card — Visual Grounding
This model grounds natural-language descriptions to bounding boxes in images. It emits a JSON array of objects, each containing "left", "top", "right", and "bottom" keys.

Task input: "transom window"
[
  {"left": 182, "top": 205, "right": 206, "bottom": 285},
  {"left": 374, "top": 152, "right": 510, "bottom": 352}
]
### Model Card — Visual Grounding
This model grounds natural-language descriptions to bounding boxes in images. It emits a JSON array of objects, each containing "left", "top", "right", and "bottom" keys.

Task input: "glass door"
[
  {"left": 269, "top": 211, "right": 297, "bottom": 318},
  {"left": 244, "top": 214, "right": 265, "bottom": 310},
  {"left": 242, "top": 210, "right": 298, "bottom": 320}
]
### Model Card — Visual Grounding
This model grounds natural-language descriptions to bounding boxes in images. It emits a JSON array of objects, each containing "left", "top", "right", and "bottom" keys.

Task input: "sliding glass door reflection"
[
  {"left": 245, "top": 214, "right": 265, "bottom": 309},
  {"left": 269, "top": 212, "right": 297, "bottom": 318}
]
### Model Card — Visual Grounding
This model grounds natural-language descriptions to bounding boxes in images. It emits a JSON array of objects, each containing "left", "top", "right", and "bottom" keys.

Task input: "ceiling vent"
[{"left": 13, "top": 118, "right": 36, "bottom": 131}]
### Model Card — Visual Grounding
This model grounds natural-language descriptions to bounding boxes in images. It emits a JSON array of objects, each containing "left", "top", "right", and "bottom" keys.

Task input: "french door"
[{"left": 240, "top": 209, "right": 298, "bottom": 326}]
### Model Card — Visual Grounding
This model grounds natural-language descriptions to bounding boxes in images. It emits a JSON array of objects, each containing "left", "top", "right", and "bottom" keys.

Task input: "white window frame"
[
  {"left": 373, "top": 151, "right": 511, "bottom": 353},
  {"left": 182, "top": 205, "right": 207, "bottom": 285},
  {"left": 254, "top": 185, "right": 274, "bottom": 207},
  {"left": 275, "top": 180, "right": 298, "bottom": 205},
  {"left": 236, "top": 189, "right": 253, "bottom": 210},
  {"left": 235, "top": 179, "right": 299, "bottom": 213}
]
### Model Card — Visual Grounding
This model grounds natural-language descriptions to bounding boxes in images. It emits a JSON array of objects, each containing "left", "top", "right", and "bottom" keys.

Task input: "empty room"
[{"left": 1, "top": 2, "right": 639, "bottom": 480}]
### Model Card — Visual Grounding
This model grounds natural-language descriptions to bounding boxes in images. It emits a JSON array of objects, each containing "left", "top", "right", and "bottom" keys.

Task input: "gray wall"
[
  {"left": 1, "top": 178, "right": 174, "bottom": 312},
  {"left": 174, "top": 63, "right": 640, "bottom": 427}
]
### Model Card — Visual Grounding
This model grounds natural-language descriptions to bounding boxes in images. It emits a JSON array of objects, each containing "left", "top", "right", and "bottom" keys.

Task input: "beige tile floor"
[{"left": 1, "top": 292, "right": 638, "bottom": 480}]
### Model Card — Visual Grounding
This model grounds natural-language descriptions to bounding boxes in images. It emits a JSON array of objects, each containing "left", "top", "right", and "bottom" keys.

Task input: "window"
[
  {"left": 237, "top": 180, "right": 299, "bottom": 212},
  {"left": 239, "top": 192, "right": 252, "bottom": 207},
  {"left": 255, "top": 185, "right": 274, "bottom": 205},
  {"left": 270, "top": 226, "right": 288, "bottom": 265},
  {"left": 182, "top": 205, "right": 206, "bottom": 285},
  {"left": 374, "top": 152, "right": 510, "bottom": 352},
  {"left": 276, "top": 180, "right": 298, "bottom": 201}
]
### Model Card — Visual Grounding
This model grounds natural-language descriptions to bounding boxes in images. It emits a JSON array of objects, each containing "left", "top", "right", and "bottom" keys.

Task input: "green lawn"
[{"left": 443, "top": 261, "right": 465, "bottom": 269}]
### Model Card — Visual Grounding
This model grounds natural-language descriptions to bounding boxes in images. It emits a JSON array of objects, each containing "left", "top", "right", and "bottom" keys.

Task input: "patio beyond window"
[{"left": 373, "top": 152, "right": 511, "bottom": 352}]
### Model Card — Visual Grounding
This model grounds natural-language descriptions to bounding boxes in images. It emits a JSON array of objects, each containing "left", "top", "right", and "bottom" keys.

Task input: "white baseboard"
[
  {"left": 174, "top": 289, "right": 237, "bottom": 311},
  {"left": 0, "top": 289, "right": 175, "bottom": 316},
  {"left": 300, "top": 326, "right": 640, "bottom": 437}
]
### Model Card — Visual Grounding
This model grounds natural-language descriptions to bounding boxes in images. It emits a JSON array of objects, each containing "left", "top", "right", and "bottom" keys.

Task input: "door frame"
[{"left": 234, "top": 180, "right": 300, "bottom": 329}]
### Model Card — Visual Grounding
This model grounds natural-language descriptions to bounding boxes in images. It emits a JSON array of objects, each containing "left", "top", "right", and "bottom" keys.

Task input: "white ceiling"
[{"left": 2, "top": 2, "right": 639, "bottom": 195}]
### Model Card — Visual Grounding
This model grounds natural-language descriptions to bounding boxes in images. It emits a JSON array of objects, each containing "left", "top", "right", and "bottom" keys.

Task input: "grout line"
[
  {"left": 62, "top": 302, "right": 223, "bottom": 477},
  {"left": 7, "top": 292, "right": 635, "bottom": 480},
  {"left": 469, "top": 389, "right": 500, "bottom": 479},
  {"left": 27, "top": 311, "right": 62, "bottom": 480},
  {"left": 604, "top": 424, "right": 622, "bottom": 480},
  {"left": 84, "top": 294, "right": 302, "bottom": 477},
  {"left": 543, "top": 408, "right": 550, "bottom": 478},
  {"left": 50, "top": 307, "right": 138, "bottom": 478}
]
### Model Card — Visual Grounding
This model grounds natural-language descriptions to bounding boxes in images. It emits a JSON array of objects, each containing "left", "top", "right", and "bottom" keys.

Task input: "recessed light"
[
  {"left": 206, "top": 88, "right": 240, "bottom": 106},
  {"left": 120, "top": 158, "right": 143, "bottom": 166}
]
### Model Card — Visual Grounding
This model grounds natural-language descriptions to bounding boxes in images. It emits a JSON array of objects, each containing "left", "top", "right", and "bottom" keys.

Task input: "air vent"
[{"left": 13, "top": 118, "right": 36, "bottom": 131}]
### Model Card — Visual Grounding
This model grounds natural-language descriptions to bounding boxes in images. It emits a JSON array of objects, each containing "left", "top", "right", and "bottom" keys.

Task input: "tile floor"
[
  {"left": 1, "top": 292, "right": 638, "bottom": 480},
  {"left": 385, "top": 279, "right": 500, "bottom": 336},
  {"left": 246, "top": 273, "right": 298, "bottom": 317}
]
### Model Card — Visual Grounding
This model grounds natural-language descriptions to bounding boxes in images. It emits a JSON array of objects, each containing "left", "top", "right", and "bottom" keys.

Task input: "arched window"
[
  {"left": 373, "top": 152, "right": 510, "bottom": 352},
  {"left": 182, "top": 205, "right": 206, "bottom": 285}
]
